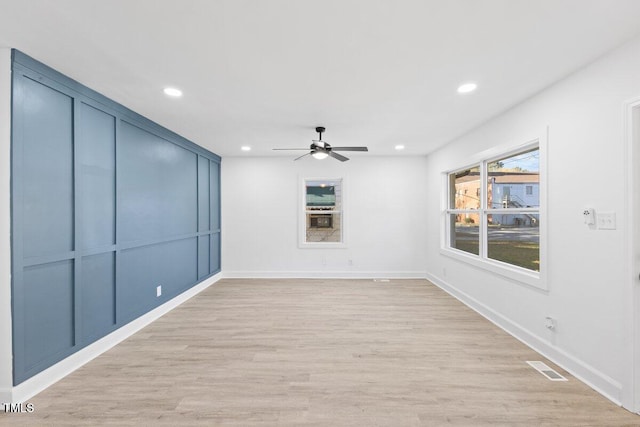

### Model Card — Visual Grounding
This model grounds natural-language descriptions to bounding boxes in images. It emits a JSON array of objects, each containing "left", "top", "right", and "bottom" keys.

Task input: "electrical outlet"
[
  {"left": 156, "top": 285, "right": 162, "bottom": 297},
  {"left": 545, "top": 316, "right": 556, "bottom": 331}
]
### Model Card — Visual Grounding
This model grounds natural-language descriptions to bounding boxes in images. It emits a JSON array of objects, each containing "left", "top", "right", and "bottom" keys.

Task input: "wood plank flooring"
[{"left": 1, "top": 279, "right": 638, "bottom": 426}]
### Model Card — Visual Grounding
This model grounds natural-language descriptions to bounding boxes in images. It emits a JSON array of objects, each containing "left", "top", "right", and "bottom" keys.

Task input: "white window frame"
[
  {"left": 299, "top": 176, "right": 347, "bottom": 249},
  {"left": 440, "top": 132, "right": 547, "bottom": 290}
]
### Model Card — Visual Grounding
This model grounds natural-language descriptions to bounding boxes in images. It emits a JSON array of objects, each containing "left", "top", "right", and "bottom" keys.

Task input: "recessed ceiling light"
[
  {"left": 241, "top": 146, "right": 251, "bottom": 151},
  {"left": 457, "top": 82, "right": 477, "bottom": 94},
  {"left": 395, "top": 145, "right": 405, "bottom": 150},
  {"left": 163, "top": 87, "right": 183, "bottom": 97}
]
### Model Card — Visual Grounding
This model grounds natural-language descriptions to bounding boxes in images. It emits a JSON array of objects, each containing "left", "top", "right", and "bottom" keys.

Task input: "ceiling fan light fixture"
[{"left": 311, "top": 150, "right": 329, "bottom": 160}]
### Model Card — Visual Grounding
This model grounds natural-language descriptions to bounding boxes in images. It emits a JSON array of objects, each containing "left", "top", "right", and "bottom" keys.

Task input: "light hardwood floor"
[{"left": 1, "top": 279, "right": 638, "bottom": 426}]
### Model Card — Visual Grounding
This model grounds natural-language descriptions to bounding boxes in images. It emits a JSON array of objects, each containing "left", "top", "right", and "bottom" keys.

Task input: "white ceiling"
[{"left": 1, "top": 0, "right": 640, "bottom": 158}]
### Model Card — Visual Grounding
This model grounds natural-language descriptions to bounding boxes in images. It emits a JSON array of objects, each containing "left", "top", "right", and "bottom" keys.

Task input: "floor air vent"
[
  {"left": 373, "top": 279, "right": 390, "bottom": 282},
  {"left": 527, "top": 361, "right": 568, "bottom": 381}
]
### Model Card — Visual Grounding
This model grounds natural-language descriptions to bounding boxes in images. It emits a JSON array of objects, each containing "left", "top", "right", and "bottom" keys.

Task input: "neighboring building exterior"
[{"left": 454, "top": 171, "right": 539, "bottom": 226}]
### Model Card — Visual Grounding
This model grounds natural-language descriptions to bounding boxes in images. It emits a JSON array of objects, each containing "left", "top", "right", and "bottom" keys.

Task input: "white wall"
[
  {"left": 0, "top": 48, "right": 13, "bottom": 401},
  {"left": 222, "top": 156, "right": 428, "bottom": 277},
  {"left": 424, "top": 35, "right": 640, "bottom": 409}
]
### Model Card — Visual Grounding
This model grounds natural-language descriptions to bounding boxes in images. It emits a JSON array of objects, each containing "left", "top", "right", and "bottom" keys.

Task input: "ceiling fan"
[{"left": 273, "top": 126, "right": 368, "bottom": 161}]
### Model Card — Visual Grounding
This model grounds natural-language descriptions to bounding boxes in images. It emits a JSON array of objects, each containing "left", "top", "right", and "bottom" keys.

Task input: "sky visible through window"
[{"left": 490, "top": 149, "right": 539, "bottom": 172}]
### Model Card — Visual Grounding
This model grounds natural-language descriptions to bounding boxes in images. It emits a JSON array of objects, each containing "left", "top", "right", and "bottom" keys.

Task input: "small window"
[{"left": 301, "top": 178, "right": 344, "bottom": 247}]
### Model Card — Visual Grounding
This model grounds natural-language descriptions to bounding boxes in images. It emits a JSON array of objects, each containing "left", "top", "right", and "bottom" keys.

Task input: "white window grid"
[{"left": 443, "top": 142, "right": 543, "bottom": 284}]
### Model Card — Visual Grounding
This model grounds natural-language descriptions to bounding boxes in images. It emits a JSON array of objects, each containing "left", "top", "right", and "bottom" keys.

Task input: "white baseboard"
[
  {"left": 0, "top": 388, "right": 10, "bottom": 404},
  {"left": 222, "top": 270, "right": 428, "bottom": 279},
  {"left": 425, "top": 272, "right": 623, "bottom": 406},
  {"left": 3, "top": 273, "right": 222, "bottom": 404}
]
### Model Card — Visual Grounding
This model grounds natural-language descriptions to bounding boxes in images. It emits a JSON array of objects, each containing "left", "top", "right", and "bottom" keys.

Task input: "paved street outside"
[{"left": 455, "top": 226, "right": 539, "bottom": 244}]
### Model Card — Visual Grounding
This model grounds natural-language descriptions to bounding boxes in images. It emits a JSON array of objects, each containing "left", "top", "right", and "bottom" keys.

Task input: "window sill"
[
  {"left": 299, "top": 242, "right": 347, "bottom": 249},
  {"left": 440, "top": 247, "right": 547, "bottom": 291}
]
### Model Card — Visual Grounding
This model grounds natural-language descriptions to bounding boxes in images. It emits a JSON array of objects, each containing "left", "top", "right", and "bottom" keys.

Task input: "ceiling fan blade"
[
  {"left": 273, "top": 148, "right": 311, "bottom": 150},
  {"left": 330, "top": 146, "right": 368, "bottom": 151},
  {"left": 294, "top": 152, "right": 311, "bottom": 161},
  {"left": 328, "top": 151, "right": 349, "bottom": 162}
]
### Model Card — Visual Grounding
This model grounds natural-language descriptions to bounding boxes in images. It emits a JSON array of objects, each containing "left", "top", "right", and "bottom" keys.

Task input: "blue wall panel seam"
[{"left": 73, "top": 97, "right": 81, "bottom": 348}]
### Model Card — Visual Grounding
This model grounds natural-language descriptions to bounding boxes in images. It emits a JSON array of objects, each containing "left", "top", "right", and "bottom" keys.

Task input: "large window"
[
  {"left": 300, "top": 178, "right": 345, "bottom": 247},
  {"left": 445, "top": 145, "right": 541, "bottom": 276}
]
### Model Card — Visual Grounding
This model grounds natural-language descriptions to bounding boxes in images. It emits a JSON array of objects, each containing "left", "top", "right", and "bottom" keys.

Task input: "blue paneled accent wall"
[{"left": 10, "top": 50, "right": 221, "bottom": 384}]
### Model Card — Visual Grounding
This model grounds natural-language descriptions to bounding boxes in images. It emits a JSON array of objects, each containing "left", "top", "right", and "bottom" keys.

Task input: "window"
[
  {"left": 300, "top": 178, "right": 345, "bottom": 247},
  {"left": 447, "top": 166, "right": 481, "bottom": 255},
  {"left": 445, "top": 145, "right": 541, "bottom": 276}
]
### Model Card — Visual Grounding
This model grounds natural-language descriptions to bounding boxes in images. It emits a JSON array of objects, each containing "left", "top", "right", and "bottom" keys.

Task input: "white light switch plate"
[{"left": 597, "top": 212, "right": 616, "bottom": 230}]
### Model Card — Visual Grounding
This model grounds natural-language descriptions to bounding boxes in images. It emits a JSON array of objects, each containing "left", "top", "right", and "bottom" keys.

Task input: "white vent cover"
[
  {"left": 373, "top": 279, "right": 390, "bottom": 282},
  {"left": 527, "top": 361, "right": 568, "bottom": 381}
]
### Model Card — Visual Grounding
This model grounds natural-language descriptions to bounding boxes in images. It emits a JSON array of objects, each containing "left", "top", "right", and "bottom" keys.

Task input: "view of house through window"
[
  {"left": 447, "top": 147, "right": 540, "bottom": 272},
  {"left": 448, "top": 166, "right": 481, "bottom": 255},
  {"left": 305, "top": 179, "right": 343, "bottom": 243}
]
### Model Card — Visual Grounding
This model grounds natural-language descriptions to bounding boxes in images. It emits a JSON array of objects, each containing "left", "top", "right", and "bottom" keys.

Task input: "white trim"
[
  {"left": 426, "top": 272, "right": 624, "bottom": 406},
  {"left": 0, "top": 48, "right": 13, "bottom": 403},
  {"left": 445, "top": 209, "right": 480, "bottom": 214},
  {"left": 223, "top": 271, "right": 427, "bottom": 279},
  {"left": 448, "top": 208, "right": 540, "bottom": 214},
  {"left": 480, "top": 160, "right": 488, "bottom": 259},
  {"left": 625, "top": 96, "right": 640, "bottom": 413},
  {"left": 440, "top": 247, "right": 542, "bottom": 290},
  {"left": 2, "top": 273, "right": 222, "bottom": 404},
  {"left": 297, "top": 243, "right": 348, "bottom": 249},
  {"left": 484, "top": 208, "right": 540, "bottom": 214}
]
